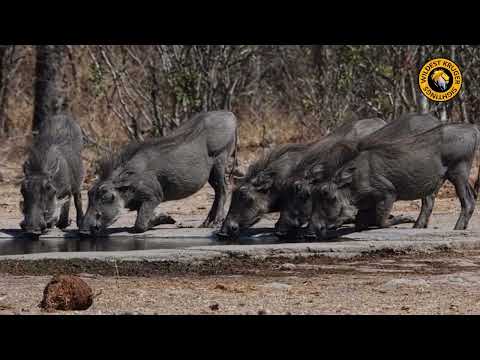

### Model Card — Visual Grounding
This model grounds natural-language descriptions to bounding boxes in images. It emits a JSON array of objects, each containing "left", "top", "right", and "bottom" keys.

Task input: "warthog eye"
[
  {"left": 100, "top": 191, "right": 115, "bottom": 202},
  {"left": 327, "top": 191, "right": 337, "bottom": 201},
  {"left": 45, "top": 183, "right": 56, "bottom": 194},
  {"left": 118, "top": 186, "right": 130, "bottom": 193},
  {"left": 294, "top": 182, "right": 302, "bottom": 193},
  {"left": 319, "top": 184, "right": 336, "bottom": 200}
]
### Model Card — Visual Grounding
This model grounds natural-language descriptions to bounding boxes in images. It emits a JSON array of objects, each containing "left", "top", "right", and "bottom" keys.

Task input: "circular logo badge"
[{"left": 419, "top": 58, "right": 462, "bottom": 102}]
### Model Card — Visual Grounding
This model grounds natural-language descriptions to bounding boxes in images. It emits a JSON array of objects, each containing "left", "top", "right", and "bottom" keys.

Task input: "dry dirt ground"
[
  {"left": 1, "top": 180, "right": 480, "bottom": 314},
  {"left": 2, "top": 250, "right": 480, "bottom": 315},
  {"left": 0, "top": 154, "right": 480, "bottom": 315}
]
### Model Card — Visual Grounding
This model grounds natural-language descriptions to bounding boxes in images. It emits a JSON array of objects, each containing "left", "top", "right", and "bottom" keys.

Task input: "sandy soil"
[
  {"left": 2, "top": 250, "right": 480, "bottom": 315},
  {"left": 0, "top": 184, "right": 479, "bottom": 315}
]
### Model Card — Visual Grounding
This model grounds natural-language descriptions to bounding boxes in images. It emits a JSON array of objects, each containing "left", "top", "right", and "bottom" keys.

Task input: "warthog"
[
  {"left": 309, "top": 123, "right": 480, "bottom": 238},
  {"left": 218, "top": 143, "right": 312, "bottom": 238},
  {"left": 219, "top": 117, "right": 387, "bottom": 239},
  {"left": 20, "top": 114, "right": 84, "bottom": 234},
  {"left": 278, "top": 113, "right": 442, "bottom": 236},
  {"left": 80, "top": 111, "right": 237, "bottom": 235}
]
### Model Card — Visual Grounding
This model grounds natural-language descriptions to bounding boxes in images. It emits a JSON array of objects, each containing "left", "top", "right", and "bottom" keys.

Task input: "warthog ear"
[
  {"left": 294, "top": 181, "right": 310, "bottom": 198},
  {"left": 23, "top": 160, "right": 31, "bottom": 176},
  {"left": 232, "top": 175, "right": 245, "bottom": 187},
  {"left": 47, "top": 158, "right": 60, "bottom": 178},
  {"left": 318, "top": 183, "right": 331, "bottom": 198},
  {"left": 252, "top": 173, "right": 274, "bottom": 192},
  {"left": 310, "top": 164, "right": 324, "bottom": 180},
  {"left": 113, "top": 176, "right": 133, "bottom": 191},
  {"left": 336, "top": 164, "right": 355, "bottom": 188}
]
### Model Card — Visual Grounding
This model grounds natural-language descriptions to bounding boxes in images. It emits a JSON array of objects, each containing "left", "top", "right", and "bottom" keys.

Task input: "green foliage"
[{"left": 88, "top": 63, "right": 105, "bottom": 99}]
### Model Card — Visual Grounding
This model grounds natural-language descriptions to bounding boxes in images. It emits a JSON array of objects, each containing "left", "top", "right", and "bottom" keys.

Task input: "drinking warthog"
[
  {"left": 278, "top": 113, "right": 442, "bottom": 236},
  {"left": 218, "top": 143, "right": 312, "bottom": 238},
  {"left": 20, "top": 114, "right": 84, "bottom": 234},
  {"left": 219, "top": 117, "right": 387, "bottom": 239},
  {"left": 309, "top": 123, "right": 480, "bottom": 238},
  {"left": 80, "top": 111, "right": 237, "bottom": 235}
]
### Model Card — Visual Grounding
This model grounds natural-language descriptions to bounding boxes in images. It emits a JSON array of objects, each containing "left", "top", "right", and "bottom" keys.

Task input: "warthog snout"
[
  {"left": 275, "top": 210, "right": 307, "bottom": 238},
  {"left": 79, "top": 223, "right": 101, "bottom": 236},
  {"left": 303, "top": 221, "right": 329, "bottom": 241},
  {"left": 78, "top": 213, "right": 101, "bottom": 236},
  {"left": 313, "top": 222, "right": 328, "bottom": 239},
  {"left": 274, "top": 218, "right": 298, "bottom": 237},
  {"left": 218, "top": 219, "right": 240, "bottom": 239},
  {"left": 20, "top": 219, "right": 47, "bottom": 235}
]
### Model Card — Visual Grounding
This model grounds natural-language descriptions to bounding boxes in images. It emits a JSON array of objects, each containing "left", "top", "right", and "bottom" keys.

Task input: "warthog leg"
[
  {"left": 375, "top": 197, "right": 416, "bottom": 228},
  {"left": 201, "top": 153, "right": 228, "bottom": 228},
  {"left": 355, "top": 208, "right": 375, "bottom": 232},
  {"left": 413, "top": 184, "right": 442, "bottom": 229},
  {"left": 414, "top": 196, "right": 435, "bottom": 229},
  {"left": 134, "top": 200, "right": 160, "bottom": 233},
  {"left": 57, "top": 197, "right": 71, "bottom": 229},
  {"left": 150, "top": 213, "right": 176, "bottom": 227},
  {"left": 375, "top": 193, "right": 398, "bottom": 228},
  {"left": 354, "top": 206, "right": 415, "bottom": 232},
  {"left": 73, "top": 191, "right": 84, "bottom": 228},
  {"left": 449, "top": 162, "right": 476, "bottom": 230},
  {"left": 388, "top": 214, "right": 416, "bottom": 226}
]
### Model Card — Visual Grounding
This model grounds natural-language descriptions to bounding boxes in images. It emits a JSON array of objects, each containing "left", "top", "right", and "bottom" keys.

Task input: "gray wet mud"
[{"left": 0, "top": 211, "right": 479, "bottom": 258}]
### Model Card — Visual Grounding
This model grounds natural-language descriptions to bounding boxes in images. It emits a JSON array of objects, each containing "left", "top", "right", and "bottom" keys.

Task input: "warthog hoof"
[
  {"left": 388, "top": 214, "right": 416, "bottom": 227},
  {"left": 413, "top": 222, "right": 428, "bottom": 229},
  {"left": 215, "top": 231, "right": 235, "bottom": 241},
  {"left": 57, "top": 219, "right": 72, "bottom": 230},
  {"left": 200, "top": 217, "right": 224, "bottom": 229},
  {"left": 150, "top": 214, "right": 176, "bottom": 228},
  {"left": 133, "top": 225, "right": 148, "bottom": 234},
  {"left": 302, "top": 231, "right": 317, "bottom": 242}
]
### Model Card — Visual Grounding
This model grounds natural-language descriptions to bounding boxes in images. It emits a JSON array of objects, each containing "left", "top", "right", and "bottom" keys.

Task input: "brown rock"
[
  {"left": 209, "top": 303, "right": 220, "bottom": 311},
  {"left": 258, "top": 309, "right": 271, "bottom": 315},
  {"left": 40, "top": 275, "right": 93, "bottom": 311}
]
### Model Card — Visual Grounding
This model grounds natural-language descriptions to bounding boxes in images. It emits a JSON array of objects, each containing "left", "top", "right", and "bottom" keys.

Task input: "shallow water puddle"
[{"left": 0, "top": 228, "right": 354, "bottom": 256}]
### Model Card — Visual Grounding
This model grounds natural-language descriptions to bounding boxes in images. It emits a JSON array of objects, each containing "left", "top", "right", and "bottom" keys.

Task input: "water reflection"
[
  {"left": 0, "top": 226, "right": 356, "bottom": 256},
  {"left": 0, "top": 236, "right": 213, "bottom": 256},
  {"left": 0, "top": 228, "right": 281, "bottom": 256}
]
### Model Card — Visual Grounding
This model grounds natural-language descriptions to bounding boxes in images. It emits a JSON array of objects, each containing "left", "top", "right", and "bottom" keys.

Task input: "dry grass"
[
  {"left": 236, "top": 107, "right": 327, "bottom": 149},
  {"left": 0, "top": 105, "right": 325, "bottom": 185},
  {"left": 1, "top": 101, "right": 479, "bottom": 204}
]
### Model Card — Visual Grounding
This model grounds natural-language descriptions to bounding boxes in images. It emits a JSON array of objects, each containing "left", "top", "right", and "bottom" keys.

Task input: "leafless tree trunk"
[
  {"left": 417, "top": 46, "right": 430, "bottom": 114},
  {"left": 439, "top": 45, "right": 458, "bottom": 122},
  {"left": 32, "top": 45, "right": 69, "bottom": 134},
  {"left": 0, "top": 45, "right": 15, "bottom": 136},
  {"left": 0, "top": 45, "right": 8, "bottom": 136}
]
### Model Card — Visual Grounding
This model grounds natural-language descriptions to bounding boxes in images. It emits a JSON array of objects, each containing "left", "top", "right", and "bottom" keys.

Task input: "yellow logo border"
[{"left": 418, "top": 58, "right": 463, "bottom": 103}]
